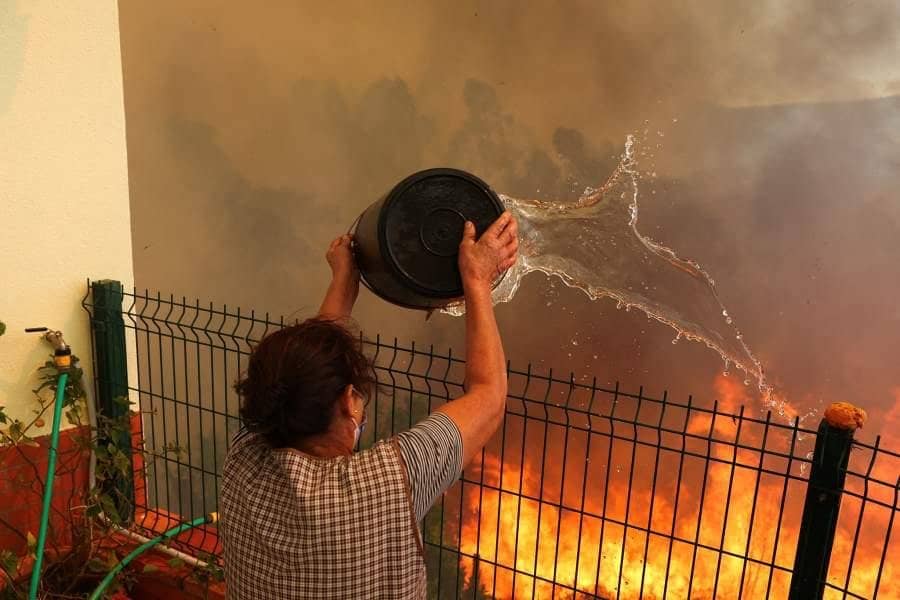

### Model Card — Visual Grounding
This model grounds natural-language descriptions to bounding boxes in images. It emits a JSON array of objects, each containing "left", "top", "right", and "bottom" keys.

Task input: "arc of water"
[{"left": 445, "top": 136, "right": 774, "bottom": 401}]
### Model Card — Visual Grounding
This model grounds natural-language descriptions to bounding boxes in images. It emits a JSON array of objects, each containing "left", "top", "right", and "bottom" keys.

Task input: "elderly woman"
[{"left": 220, "top": 213, "right": 519, "bottom": 598}]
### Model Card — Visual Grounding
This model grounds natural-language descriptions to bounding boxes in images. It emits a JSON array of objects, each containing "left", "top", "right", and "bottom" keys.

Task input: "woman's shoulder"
[
  {"left": 222, "top": 427, "right": 280, "bottom": 492},
  {"left": 349, "top": 438, "right": 405, "bottom": 471}
]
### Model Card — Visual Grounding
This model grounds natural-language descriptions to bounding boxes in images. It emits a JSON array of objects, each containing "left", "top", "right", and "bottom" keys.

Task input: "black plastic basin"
[{"left": 353, "top": 168, "right": 504, "bottom": 310}]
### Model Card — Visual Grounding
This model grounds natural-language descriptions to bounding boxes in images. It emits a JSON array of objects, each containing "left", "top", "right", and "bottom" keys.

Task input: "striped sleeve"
[{"left": 394, "top": 412, "right": 464, "bottom": 522}]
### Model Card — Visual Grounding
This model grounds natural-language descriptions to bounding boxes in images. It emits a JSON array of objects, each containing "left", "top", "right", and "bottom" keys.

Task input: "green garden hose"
[
  {"left": 28, "top": 371, "right": 68, "bottom": 600},
  {"left": 88, "top": 513, "right": 217, "bottom": 600}
]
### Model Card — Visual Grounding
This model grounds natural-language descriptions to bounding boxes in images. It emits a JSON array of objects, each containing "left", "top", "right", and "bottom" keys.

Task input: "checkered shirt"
[{"left": 221, "top": 412, "right": 462, "bottom": 599}]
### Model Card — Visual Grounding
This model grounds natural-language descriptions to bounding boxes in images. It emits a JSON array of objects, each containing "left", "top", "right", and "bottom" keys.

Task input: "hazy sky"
[{"left": 119, "top": 1, "right": 900, "bottom": 433}]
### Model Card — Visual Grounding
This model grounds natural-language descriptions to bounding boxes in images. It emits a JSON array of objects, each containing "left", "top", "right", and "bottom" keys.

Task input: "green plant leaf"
[
  {"left": 142, "top": 563, "right": 159, "bottom": 574},
  {"left": 32, "top": 379, "right": 55, "bottom": 394},
  {"left": 7, "top": 421, "right": 23, "bottom": 442},
  {"left": 19, "top": 435, "right": 40, "bottom": 448},
  {"left": 0, "top": 406, "right": 7, "bottom": 425},
  {"left": 25, "top": 532, "right": 37, "bottom": 554},
  {"left": 161, "top": 443, "right": 187, "bottom": 460},
  {"left": 99, "top": 493, "right": 122, "bottom": 524},
  {"left": 113, "top": 395, "right": 133, "bottom": 407},
  {"left": 65, "top": 406, "right": 82, "bottom": 426},
  {"left": 104, "top": 550, "right": 119, "bottom": 569},
  {"left": 167, "top": 557, "right": 185, "bottom": 569},
  {"left": 87, "top": 557, "right": 108, "bottom": 573},
  {"left": 113, "top": 451, "right": 131, "bottom": 474},
  {"left": 0, "top": 321, "right": 6, "bottom": 337},
  {"left": 0, "top": 549, "right": 17, "bottom": 574}
]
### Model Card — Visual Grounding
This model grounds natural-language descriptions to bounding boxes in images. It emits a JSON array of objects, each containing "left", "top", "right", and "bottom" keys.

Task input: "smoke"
[{"left": 119, "top": 2, "right": 900, "bottom": 430}]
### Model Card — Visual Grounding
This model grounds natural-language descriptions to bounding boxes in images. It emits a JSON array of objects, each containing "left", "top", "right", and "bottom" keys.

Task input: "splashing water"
[{"left": 446, "top": 135, "right": 771, "bottom": 396}]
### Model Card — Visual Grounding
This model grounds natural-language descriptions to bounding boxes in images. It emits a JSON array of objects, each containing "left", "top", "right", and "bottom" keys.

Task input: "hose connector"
[{"left": 25, "top": 327, "right": 72, "bottom": 369}]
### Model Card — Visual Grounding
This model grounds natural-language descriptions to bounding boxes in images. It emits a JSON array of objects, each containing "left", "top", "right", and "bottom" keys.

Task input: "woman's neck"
[{"left": 291, "top": 431, "right": 352, "bottom": 458}]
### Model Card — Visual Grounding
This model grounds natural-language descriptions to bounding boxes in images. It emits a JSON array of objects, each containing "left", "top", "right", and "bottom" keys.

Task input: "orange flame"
[{"left": 456, "top": 378, "right": 898, "bottom": 599}]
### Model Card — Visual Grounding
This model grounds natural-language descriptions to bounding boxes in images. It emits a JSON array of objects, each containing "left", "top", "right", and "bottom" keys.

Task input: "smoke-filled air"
[{"left": 115, "top": 3, "right": 899, "bottom": 598}]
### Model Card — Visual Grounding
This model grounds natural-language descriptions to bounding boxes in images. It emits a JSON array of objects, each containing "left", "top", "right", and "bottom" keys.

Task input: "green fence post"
[
  {"left": 788, "top": 417, "right": 855, "bottom": 599},
  {"left": 90, "top": 279, "right": 134, "bottom": 522}
]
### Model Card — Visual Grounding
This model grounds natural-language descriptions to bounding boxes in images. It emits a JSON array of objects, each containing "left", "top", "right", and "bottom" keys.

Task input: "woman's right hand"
[{"left": 458, "top": 211, "right": 519, "bottom": 292}]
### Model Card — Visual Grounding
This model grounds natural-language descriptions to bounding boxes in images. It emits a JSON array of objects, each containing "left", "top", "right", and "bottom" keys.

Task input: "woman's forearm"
[
  {"left": 463, "top": 282, "right": 507, "bottom": 398},
  {"left": 318, "top": 274, "right": 359, "bottom": 319}
]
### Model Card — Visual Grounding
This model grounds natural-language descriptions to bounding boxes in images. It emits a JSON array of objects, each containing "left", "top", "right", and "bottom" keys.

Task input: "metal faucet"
[{"left": 25, "top": 327, "right": 72, "bottom": 368}]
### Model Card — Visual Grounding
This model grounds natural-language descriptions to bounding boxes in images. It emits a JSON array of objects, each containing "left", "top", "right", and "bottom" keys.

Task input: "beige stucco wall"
[{"left": 0, "top": 1, "right": 134, "bottom": 434}]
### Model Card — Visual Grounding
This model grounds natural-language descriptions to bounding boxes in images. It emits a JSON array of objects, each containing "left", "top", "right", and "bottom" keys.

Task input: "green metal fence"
[{"left": 85, "top": 282, "right": 899, "bottom": 599}]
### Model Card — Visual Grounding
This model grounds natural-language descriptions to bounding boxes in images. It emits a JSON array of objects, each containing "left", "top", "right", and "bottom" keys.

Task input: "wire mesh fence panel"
[
  {"left": 821, "top": 437, "right": 900, "bottom": 600},
  {"left": 85, "top": 286, "right": 899, "bottom": 599}
]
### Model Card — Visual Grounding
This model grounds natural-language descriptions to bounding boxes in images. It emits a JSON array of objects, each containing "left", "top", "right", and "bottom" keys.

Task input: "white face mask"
[
  {"left": 350, "top": 416, "right": 365, "bottom": 447},
  {"left": 349, "top": 387, "right": 368, "bottom": 447}
]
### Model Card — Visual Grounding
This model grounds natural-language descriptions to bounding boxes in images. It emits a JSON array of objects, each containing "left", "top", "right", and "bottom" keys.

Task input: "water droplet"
[
  {"left": 672, "top": 118, "right": 678, "bottom": 123},
  {"left": 572, "top": 340, "right": 579, "bottom": 346},
  {"left": 743, "top": 379, "right": 750, "bottom": 386}
]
